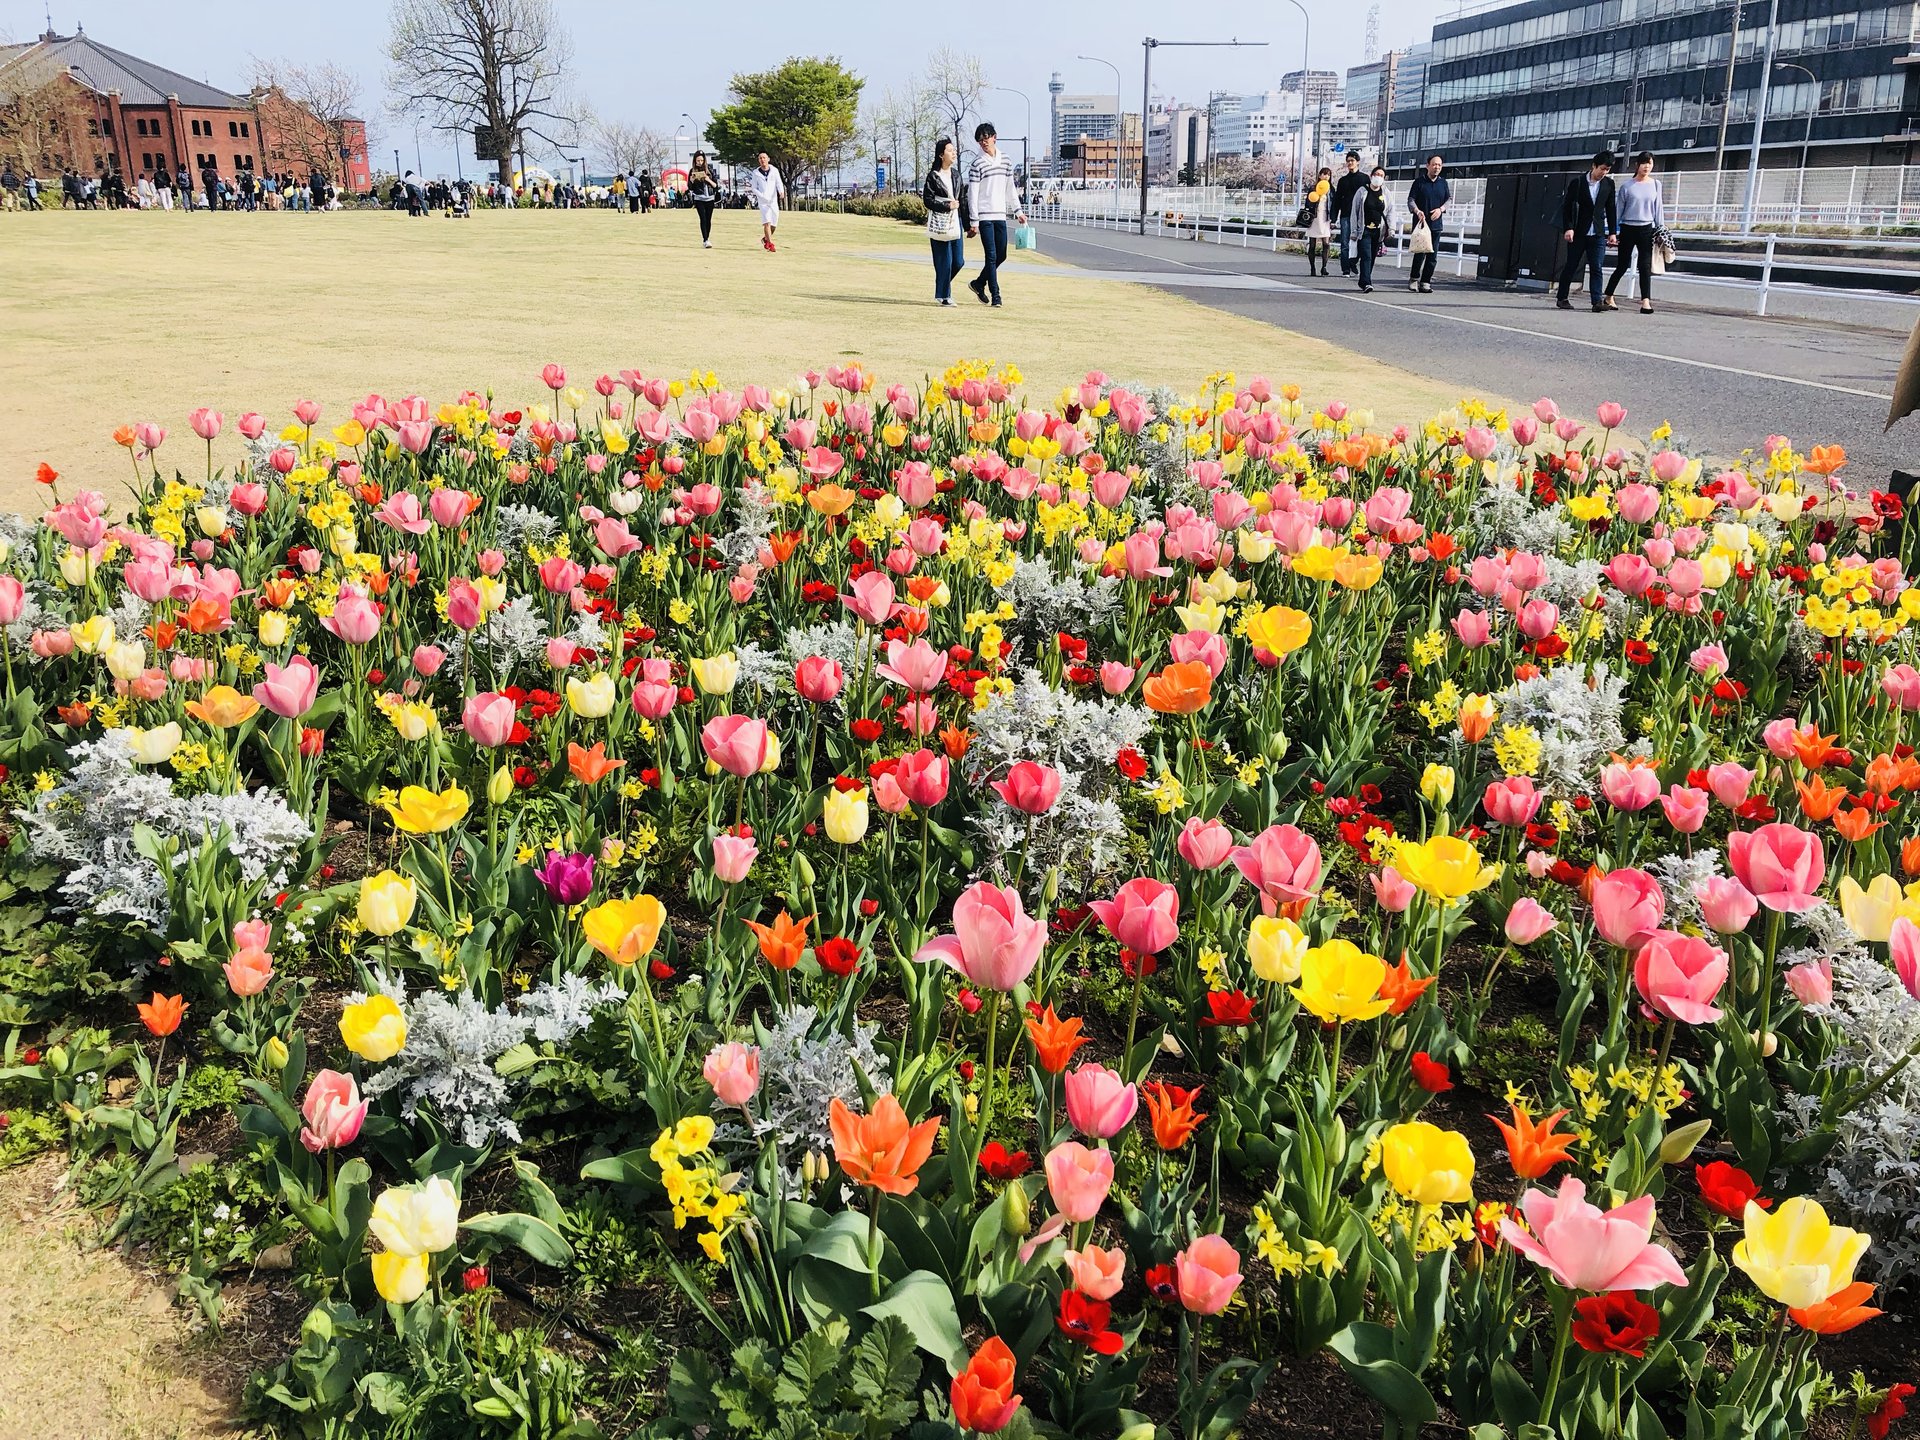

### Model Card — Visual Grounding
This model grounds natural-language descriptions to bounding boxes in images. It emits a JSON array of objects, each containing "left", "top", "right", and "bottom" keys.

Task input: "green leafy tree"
[{"left": 705, "top": 57, "right": 863, "bottom": 188}]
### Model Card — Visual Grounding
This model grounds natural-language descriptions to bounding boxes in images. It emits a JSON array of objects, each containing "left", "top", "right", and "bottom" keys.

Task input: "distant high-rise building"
[
  {"left": 1049, "top": 91, "right": 1124, "bottom": 158},
  {"left": 1046, "top": 71, "right": 1066, "bottom": 159},
  {"left": 1280, "top": 69, "right": 1343, "bottom": 108},
  {"left": 1148, "top": 103, "right": 1211, "bottom": 181}
]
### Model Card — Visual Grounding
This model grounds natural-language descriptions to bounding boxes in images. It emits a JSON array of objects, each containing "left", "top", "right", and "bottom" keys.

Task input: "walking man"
[
  {"left": 965, "top": 121, "right": 1024, "bottom": 307},
  {"left": 749, "top": 152, "right": 785, "bottom": 251},
  {"left": 1556, "top": 150, "right": 1618, "bottom": 313},
  {"left": 1407, "top": 153, "right": 1449, "bottom": 293},
  {"left": 1332, "top": 150, "right": 1366, "bottom": 276}
]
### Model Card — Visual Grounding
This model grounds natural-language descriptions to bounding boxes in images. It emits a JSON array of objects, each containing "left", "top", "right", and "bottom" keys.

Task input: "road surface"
[{"left": 1034, "top": 223, "right": 1918, "bottom": 483}]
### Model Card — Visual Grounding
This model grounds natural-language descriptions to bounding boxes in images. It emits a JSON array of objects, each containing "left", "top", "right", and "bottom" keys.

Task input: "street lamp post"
[
  {"left": 677, "top": 112, "right": 692, "bottom": 171},
  {"left": 989, "top": 85, "right": 1032, "bottom": 195},
  {"left": 1136, "top": 38, "right": 1267, "bottom": 235},
  {"left": 1077, "top": 55, "right": 1125, "bottom": 220},
  {"left": 1280, "top": 0, "right": 1311, "bottom": 202},
  {"left": 1739, "top": 0, "right": 1781, "bottom": 233},
  {"left": 1772, "top": 62, "right": 1818, "bottom": 226}
]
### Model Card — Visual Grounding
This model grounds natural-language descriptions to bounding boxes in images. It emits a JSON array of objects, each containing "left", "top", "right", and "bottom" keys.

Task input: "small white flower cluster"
[{"left": 1497, "top": 662, "right": 1629, "bottom": 793}]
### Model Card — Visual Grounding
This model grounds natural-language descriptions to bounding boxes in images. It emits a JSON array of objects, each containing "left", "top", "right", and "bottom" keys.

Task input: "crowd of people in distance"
[{"left": 0, "top": 160, "right": 343, "bottom": 212}]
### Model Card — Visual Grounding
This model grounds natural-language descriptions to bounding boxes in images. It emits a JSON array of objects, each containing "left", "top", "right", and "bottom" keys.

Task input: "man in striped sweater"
[{"left": 965, "top": 122, "right": 1025, "bottom": 307}]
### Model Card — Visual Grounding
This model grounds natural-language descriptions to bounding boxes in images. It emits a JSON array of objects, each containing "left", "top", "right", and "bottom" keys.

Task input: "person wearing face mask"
[{"left": 1350, "top": 166, "right": 1394, "bottom": 293}]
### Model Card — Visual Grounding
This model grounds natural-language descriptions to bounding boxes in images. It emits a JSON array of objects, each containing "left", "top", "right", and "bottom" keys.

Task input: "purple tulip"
[{"left": 535, "top": 850, "right": 595, "bottom": 907}]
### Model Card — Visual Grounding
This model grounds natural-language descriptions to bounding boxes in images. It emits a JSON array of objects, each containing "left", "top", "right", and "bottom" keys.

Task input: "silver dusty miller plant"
[
  {"left": 737, "top": 1004, "right": 891, "bottom": 1169},
  {"left": 1495, "top": 661, "right": 1629, "bottom": 793}
]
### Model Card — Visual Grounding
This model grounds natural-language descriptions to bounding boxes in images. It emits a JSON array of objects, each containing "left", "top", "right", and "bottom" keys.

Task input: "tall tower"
[
  {"left": 1047, "top": 72, "right": 1065, "bottom": 160},
  {"left": 1365, "top": 5, "right": 1380, "bottom": 63}
]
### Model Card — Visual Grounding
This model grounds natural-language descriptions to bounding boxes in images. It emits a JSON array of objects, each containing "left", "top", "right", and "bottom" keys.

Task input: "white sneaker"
[
  {"left": 1407, "top": 280, "right": 1418, "bottom": 291},
  {"left": 703, "top": 240, "right": 712, "bottom": 248},
  {"left": 1420, "top": 282, "right": 1433, "bottom": 293}
]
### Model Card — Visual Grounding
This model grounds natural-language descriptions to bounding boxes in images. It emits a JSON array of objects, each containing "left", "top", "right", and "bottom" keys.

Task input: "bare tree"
[
  {"left": 593, "top": 119, "right": 671, "bottom": 176},
  {"left": 385, "top": 0, "right": 578, "bottom": 183},
  {"left": 924, "top": 46, "right": 987, "bottom": 155},
  {"left": 0, "top": 63, "right": 71, "bottom": 175},
  {"left": 249, "top": 58, "right": 370, "bottom": 183}
]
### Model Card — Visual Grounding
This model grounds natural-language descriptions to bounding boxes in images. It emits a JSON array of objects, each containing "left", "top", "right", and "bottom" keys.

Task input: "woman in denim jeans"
[{"left": 922, "top": 139, "right": 971, "bottom": 306}]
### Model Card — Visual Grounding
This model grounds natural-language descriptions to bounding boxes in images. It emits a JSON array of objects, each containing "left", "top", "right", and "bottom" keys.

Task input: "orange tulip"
[
  {"left": 906, "top": 575, "right": 943, "bottom": 603},
  {"left": 766, "top": 531, "right": 801, "bottom": 564},
  {"left": 1376, "top": 953, "right": 1437, "bottom": 1015},
  {"left": 146, "top": 621, "right": 178, "bottom": 651},
  {"left": 1491, "top": 1103, "right": 1577, "bottom": 1179},
  {"left": 260, "top": 577, "right": 300, "bottom": 609},
  {"left": 1804, "top": 444, "right": 1847, "bottom": 477},
  {"left": 1902, "top": 835, "right": 1920, "bottom": 878},
  {"left": 138, "top": 992, "right": 186, "bottom": 1037},
  {"left": 1458, "top": 694, "right": 1496, "bottom": 743},
  {"left": 185, "top": 685, "right": 261, "bottom": 728},
  {"left": 807, "top": 484, "right": 858, "bottom": 518},
  {"left": 113, "top": 424, "right": 138, "bottom": 449},
  {"left": 1833, "top": 805, "right": 1886, "bottom": 844},
  {"left": 828, "top": 1094, "right": 941, "bottom": 1197},
  {"left": 1142, "top": 661, "right": 1213, "bottom": 715},
  {"left": 1796, "top": 775, "right": 1850, "bottom": 822},
  {"left": 744, "top": 910, "right": 813, "bottom": 971},
  {"left": 1790, "top": 724, "right": 1841, "bottom": 771},
  {"left": 1143, "top": 1081, "right": 1207, "bottom": 1150},
  {"left": 1863, "top": 754, "right": 1904, "bottom": 797},
  {"left": 567, "top": 741, "right": 625, "bottom": 786},
  {"left": 1788, "top": 1280, "right": 1880, "bottom": 1334},
  {"left": 182, "top": 598, "right": 231, "bottom": 635},
  {"left": 1024, "top": 1004, "right": 1090, "bottom": 1074},
  {"left": 940, "top": 724, "right": 974, "bottom": 761}
]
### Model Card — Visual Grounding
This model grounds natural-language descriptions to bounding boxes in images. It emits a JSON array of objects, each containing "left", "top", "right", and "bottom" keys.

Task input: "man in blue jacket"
[
  {"left": 1556, "top": 150, "right": 1619, "bottom": 312},
  {"left": 1407, "top": 154, "right": 1450, "bottom": 293}
]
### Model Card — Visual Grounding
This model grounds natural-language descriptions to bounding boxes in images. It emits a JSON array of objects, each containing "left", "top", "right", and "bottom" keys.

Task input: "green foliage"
[
  {"left": 654, "top": 1316, "right": 927, "bottom": 1440},
  {"left": 560, "top": 1187, "right": 675, "bottom": 1300},
  {"left": 0, "top": 864, "right": 113, "bottom": 1025},
  {"left": 178, "top": 1060, "right": 245, "bottom": 1117},
  {"left": 0, "top": 1106, "right": 63, "bottom": 1168},
  {"left": 793, "top": 195, "right": 928, "bottom": 225},
  {"left": 1470, "top": 1015, "right": 1556, "bottom": 1089},
  {"left": 705, "top": 57, "right": 863, "bottom": 182}
]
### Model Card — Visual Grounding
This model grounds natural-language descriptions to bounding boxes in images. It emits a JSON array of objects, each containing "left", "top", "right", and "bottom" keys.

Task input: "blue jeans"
[
  {"left": 930, "top": 235, "right": 965, "bottom": 300},
  {"left": 1338, "top": 212, "right": 1354, "bottom": 272},
  {"left": 975, "top": 219, "right": 1008, "bottom": 300},
  {"left": 1559, "top": 230, "right": 1607, "bottom": 306}
]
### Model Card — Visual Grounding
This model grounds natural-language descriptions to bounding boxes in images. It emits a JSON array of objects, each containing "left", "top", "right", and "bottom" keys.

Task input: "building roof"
[{"left": 0, "top": 28, "right": 245, "bottom": 109}]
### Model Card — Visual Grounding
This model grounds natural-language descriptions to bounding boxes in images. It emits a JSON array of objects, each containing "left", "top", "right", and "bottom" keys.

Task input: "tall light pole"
[
  {"left": 1077, "top": 54, "right": 1125, "bottom": 209},
  {"left": 1739, "top": 0, "right": 1780, "bottom": 233},
  {"left": 1772, "top": 61, "right": 1818, "bottom": 222},
  {"left": 1280, "top": 0, "right": 1311, "bottom": 199},
  {"left": 1137, "top": 38, "right": 1267, "bottom": 234},
  {"left": 990, "top": 85, "right": 1032, "bottom": 189}
]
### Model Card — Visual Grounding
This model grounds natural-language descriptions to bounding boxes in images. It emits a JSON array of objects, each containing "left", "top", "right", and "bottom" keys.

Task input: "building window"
[
  {"left": 102, "top": 117, "right": 112, "bottom": 137},
  {"left": 86, "top": 118, "right": 99, "bottom": 136},
  {"left": 236, "top": 153, "right": 253, "bottom": 170},
  {"left": 240, "top": 121, "right": 250, "bottom": 137}
]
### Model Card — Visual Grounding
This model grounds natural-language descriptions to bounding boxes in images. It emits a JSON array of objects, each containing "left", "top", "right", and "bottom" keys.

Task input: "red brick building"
[{"left": 0, "top": 25, "right": 370, "bottom": 192}]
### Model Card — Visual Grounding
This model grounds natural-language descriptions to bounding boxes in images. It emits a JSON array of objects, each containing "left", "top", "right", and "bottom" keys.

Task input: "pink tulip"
[
  {"left": 1706, "top": 762, "right": 1756, "bottom": 808},
  {"left": 1044, "top": 1141, "right": 1115, "bottom": 1223},
  {"left": 1884, "top": 664, "right": 1920, "bottom": 712},
  {"left": 463, "top": 692, "right": 518, "bottom": 748},
  {"left": 224, "top": 947, "right": 274, "bottom": 997},
  {"left": 1063, "top": 1063, "right": 1139, "bottom": 1139},
  {"left": 252, "top": 654, "right": 320, "bottom": 720},
  {"left": 1505, "top": 898, "right": 1559, "bottom": 945},
  {"left": 1615, "top": 482, "right": 1660, "bottom": 524},
  {"left": 1659, "top": 785, "right": 1710, "bottom": 834},
  {"left": 1785, "top": 959, "right": 1833, "bottom": 1007},
  {"left": 1169, "top": 629, "right": 1229, "bottom": 678},
  {"left": 1499, "top": 1176, "right": 1686, "bottom": 1292},
  {"left": 1099, "top": 661, "right": 1136, "bottom": 695},
  {"left": 188, "top": 406, "right": 224, "bottom": 441},
  {"left": 1484, "top": 775, "right": 1543, "bottom": 828},
  {"left": 1634, "top": 929, "right": 1729, "bottom": 1024},
  {"left": 1230, "top": 824, "right": 1323, "bottom": 915},
  {"left": 632, "top": 679, "right": 678, "bottom": 719},
  {"left": 374, "top": 491, "right": 432, "bottom": 535},
  {"left": 795, "top": 656, "right": 845, "bottom": 703},
  {"left": 1596, "top": 402, "right": 1628, "bottom": 430},
  {"left": 1693, "top": 877, "right": 1758, "bottom": 934},
  {"left": 237, "top": 411, "right": 266, "bottom": 440},
  {"left": 1600, "top": 761, "right": 1660, "bottom": 812},
  {"left": 292, "top": 399, "right": 322, "bottom": 427},
  {"left": 703, "top": 1042, "right": 762, "bottom": 1107},
  {"left": 1451, "top": 608, "right": 1494, "bottom": 647},
  {"left": 914, "top": 882, "right": 1045, "bottom": 992},
  {"left": 446, "top": 579, "right": 484, "bottom": 632},
  {"left": 299, "top": 1069, "right": 368, "bottom": 1154},
  {"left": 538, "top": 555, "right": 586, "bottom": 595},
  {"left": 1689, "top": 643, "right": 1730, "bottom": 679},
  {"left": 1174, "top": 1234, "right": 1244, "bottom": 1315},
  {"left": 0, "top": 576, "right": 24, "bottom": 626},
  {"left": 429, "top": 488, "right": 475, "bottom": 528},
  {"left": 229, "top": 482, "right": 267, "bottom": 516},
  {"left": 541, "top": 363, "right": 567, "bottom": 391},
  {"left": 1762, "top": 717, "right": 1800, "bottom": 760},
  {"left": 701, "top": 716, "right": 771, "bottom": 778},
  {"left": 872, "top": 771, "right": 911, "bottom": 815},
  {"left": 1590, "top": 868, "right": 1666, "bottom": 949},
  {"left": 1176, "top": 817, "right": 1235, "bottom": 871},
  {"left": 412, "top": 644, "right": 446, "bottom": 677},
  {"left": 896, "top": 748, "right": 950, "bottom": 807},
  {"left": 1728, "top": 823, "right": 1825, "bottom": 913},
  {"left": 319, "top": 591, "right": 382, "bottom": 645},
  {"left": 1369, "top": 865, "right": 1415, "bottom": 913},
  {"left": 993, "top": 761, "right": 1063, "bottom": 816},
  {"left": 1603, "top": 552, "right": 1655, "bottom": 596},
  {"left": 712, "top": 832, "right": 758, "bottom": 884},
  {"left": 1517, "top": 599, "right": 1560, "bottom": 640},
  {"left": 1063, "top": 1244, "right": 1127, "bottom": 1301},
  {"left": 1089, "top": 877, "right": 1180, "bottom": 955},
  {"left": 1891, "top": 917, "right": 1920, "bottom": 1001},
  {"left": 876, "top": 637, "right": 947, "bottom": 693},
  {"left": 840, "top": 571, "right": 896, "bottom": 626}
]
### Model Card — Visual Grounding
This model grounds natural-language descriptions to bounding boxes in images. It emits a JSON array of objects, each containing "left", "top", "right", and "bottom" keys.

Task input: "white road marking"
[{"left": 1043, "top": 230, "right": 1895, "bottom": 403}]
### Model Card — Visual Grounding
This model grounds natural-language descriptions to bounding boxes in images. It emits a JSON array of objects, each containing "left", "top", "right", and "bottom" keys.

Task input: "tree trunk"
[{"left": 496, "top": 141, "right": 513, "bottom": 186}]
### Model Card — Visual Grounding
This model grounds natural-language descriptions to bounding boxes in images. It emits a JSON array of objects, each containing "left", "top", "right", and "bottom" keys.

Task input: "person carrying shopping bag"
[{"left": 922, "top": 138, "right": 971, "bottom": 306}]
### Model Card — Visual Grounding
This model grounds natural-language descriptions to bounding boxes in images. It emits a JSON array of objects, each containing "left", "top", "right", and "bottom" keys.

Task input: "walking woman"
[
  {"left": 922, "top": 138, "right": 970, "bottom": 305},
  {"left": 687, "top": 151, "right": 720, "bottom": 247},
  {"left": 1303, "top": 167, "right": 1335, "bottom": 276},
  {"left": 1605, "top": 151, "right": 1664, "bottom": 314},
  {"left": 1351, "top": 165, "right": 1394, "bottom": 292}
]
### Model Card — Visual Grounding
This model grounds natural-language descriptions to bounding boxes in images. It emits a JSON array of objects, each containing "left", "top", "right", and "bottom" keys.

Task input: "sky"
[{"left": 4, "top": 0, "right": 1460, "bottom": 177}]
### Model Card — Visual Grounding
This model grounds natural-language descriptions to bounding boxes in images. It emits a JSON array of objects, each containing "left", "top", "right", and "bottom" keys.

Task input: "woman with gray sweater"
[
  {"left": 1605, "top": 151, "right": 1664, "bottom": 313},
  {"left": 1348, "top": 166, "right": 1395, "bottom": 293}
]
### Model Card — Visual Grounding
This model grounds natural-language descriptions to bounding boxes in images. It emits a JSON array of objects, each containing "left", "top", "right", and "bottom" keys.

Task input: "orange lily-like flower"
[
  {"left": 182, "top": 597, "right": 231, "bottom": 635},
  {"left": 766, "top": 530, "right": 801, "bottom": 564},
  {"left": 260, "top": 576, "right": 300, "bottom": 609},
  {"left": 1833, "top": 805, "right": 1887, "bottom": 844},
  {"left": 185, "top": 685, "right": 262, "bottom": 728},
  {"left": 1024, "top": 1004, "right": 1089, "bottom": 1074},
  {"left": 567, "top": 741, "right": 625, "bottom": 786},
  {"left": 1376, "top": 953, "right": 1437, "bottom": 1015},
  {"left": 138, "top": 992, "right": 186, "bottom": 1037},
  {"left": 1790, "top": 724, "right": 1841, "bottom": 771},
  {"left": 1863, "top": 753, "right": 1904, "bottom": 797},
  {"left": 145, "top": 621, "right": 178, "bottom": 651},
  {"left": 828, "top": 1094, "right": 941, "bottom": 1197},
  {"left": 1788, "top": 1280, "right": 1880, "bottom": 1334},
  {"left": 1804, "top": 444, "right": 1847, "bottom": 476},
  {"left": 744, "top": 910, "right": 813, "bottom": 971},
  {"left": 906, "top": 575, "right": 943, "bottom": 603},
  {"left": 1903, "top": 836, "right": 1920, "bottom": 878},
  {"left": 940, "top": 724, "right": 974, "bottom": 761},
  {"left": 1142, "top": 1081, "right": 1208, "bottom": 1150},
  {"left": 1141, "top": 661, "right": 1213, "bottom": 715},
  {"left": 1796, "top": 775, "right": 1850, "bottom": 822},
  {"left": 1490, "top": 1103, "right": 1578, "bottom": 1180}
]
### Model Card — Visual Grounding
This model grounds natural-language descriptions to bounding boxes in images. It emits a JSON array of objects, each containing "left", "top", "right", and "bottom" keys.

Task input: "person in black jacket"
[
  {"left": 686, "top": 151, "right": 721, "bottom": 246},
  {"left": 1331, "top": 151, "right": 1367, "bottom": 276},
  {"left": 1556, "top": 150, "right": 1618, "bottom": 312},
  {"left": 922, "top": 138, "right": 972, "bottom": 306}
]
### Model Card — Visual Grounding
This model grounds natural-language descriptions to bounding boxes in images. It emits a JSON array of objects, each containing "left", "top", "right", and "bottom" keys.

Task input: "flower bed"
[{"left": 0, "top": 362, "right": 1915, "bottom": 1440}]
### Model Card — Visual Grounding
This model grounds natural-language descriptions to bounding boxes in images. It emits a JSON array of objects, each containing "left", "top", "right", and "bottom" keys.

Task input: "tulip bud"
[
  {"left": 1041, "top": 866, "right": 1059, "bottom": 905},
  {"left": 1264, "top": 729, "right": 1291, "bottom": 763},
  {"left": 791, "top": 852, "right": 816, "bottom": 890},
  {"left": 263, "top": 1035, "right": 290, "bottom": 1070},
  {"left": 488, "top": 765, "right": 514, "bottom": 805},
  {"left": 1658, "top": 1117, "right": 1712, "bottom": 1166},
  {"left": 47, "top": 1044, "right": 70, "bottom": 1073},
  {"left": 1752, "top": 1029, "right": 1779, "bottom": 1058},
  {"left": 805, "top": 1150, "right": 827, "bottom": 1186},
  {"left": 963, "top": 1091, "right": 980, "bottom": 1121},
  {"left": 1000, "top": 1177, "right": 1030, "bottom": 1237}
]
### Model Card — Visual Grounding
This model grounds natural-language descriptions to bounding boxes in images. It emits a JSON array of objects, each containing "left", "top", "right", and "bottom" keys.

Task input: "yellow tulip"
[
  {"left": 185, "top": 685, "right": 262, "bottom": 729},
  {"left": 195, "top": 506, "right": 228, "bottom": 539},
  {"left": 70, "top": 615, "right": 115, "bottom": 654},
  {"left": 1419, "top": 764, "right": 1456, "bottom": 809},
  {"left": 1837, "top": 874, "right": 1910, "bottom": 943},
  {"left": 583, "top": 894, "right": 667, "bottom": 965},
  {"left": 1293, "top": 939, "right": 1391, "bottom": 1024},
  {"left": 1732, "top": 1196, "right": 1870, "bottom": 1309},
  {"left": 339, "top": 994, "right": 408, "bottom": 1061},
  {"left": 103, "top": 639, "right": 147, "bottom": 682},
  {"left": 256, "top": 610, "right": 290, "bottom": 647},
  {"left": 823, "top": 785, "right": 870, "bottom": 844},
  {"left": 370, "top": 1176, "right": 460, "bottom": 1255},
  {"left": 691, "top": 653, "right": 740, "bottom": 695},
  {"left": 1247, "top": 915, "right": 1309, "bottom": 985},
  {"left": 472, "top": 574, "right": 507, "bottom": 614},
  {"left": 1238, "top": 527, "right": 1276, "bottom": 563},
  {"left": 371, "top": 1250, "right": 430, "bottom": 1303},
  {"left": 1174, "top": 597, "right": 1227, "bottom": 634},
  {"left": 59, "top": 547, "right": 97, "bottom": 586},
  {"left": 383, "top": 784, "right": 470, "bottom": 835},
  {"left": 1332, "top": 551, "right": 1384, "bottom": 591},
  {"left": 566, "top": 672, "right": 615, "bottom": 719},
  {"left": 1245, "top": 604, "right": 1311, "bottom": 658},
  {"left": 1394, "top": 836, "right": 1498, "bottom": 902},
  {"left": 1698, "top": 552, "right": 1732, "bottom": 590},
  {"left": 1380, "top": 1121, "right": 1476, "bottom": 1205},
  {"left": 125, "top": 722, "right": 183, "bottom": 765},
  {"left": 357, "top": 870, "right": 418, "bottom": 936},
  {"left": 807, "top": 484, "right": 857, "bottom": 517},
  {"left": 759, "top": 731, "right": 782, "bottom": 774},
  {"left": 1291, "top": 546, "right": 1339, "bottom": 583}
]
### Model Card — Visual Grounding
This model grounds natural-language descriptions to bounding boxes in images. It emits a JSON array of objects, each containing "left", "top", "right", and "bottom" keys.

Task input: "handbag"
[
  {"left": 1410, "top": 220, "right": 1434, "bottom": 255},
  {"left": 1013, "top": 224, "right": 1037, "bottom": 250},
  {"left": 1654, "top": 225, "right": 1676, "bottom": 267},
  {"left": 927, "top": 207, "right": 961, "bottom": 240},
  {"left": 1294, "top": 203, "right": 1314, "bottom": 229}
]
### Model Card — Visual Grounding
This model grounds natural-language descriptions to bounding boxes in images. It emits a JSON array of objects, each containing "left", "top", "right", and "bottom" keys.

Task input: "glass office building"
[{"left": 1387, "top": 0, "right": 1920, "bottom": 171}]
